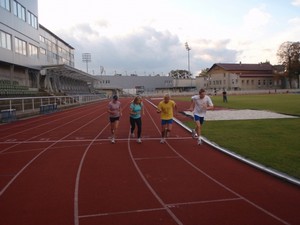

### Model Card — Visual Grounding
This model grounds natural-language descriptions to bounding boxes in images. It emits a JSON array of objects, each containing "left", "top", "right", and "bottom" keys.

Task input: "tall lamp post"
[
  {"left": 82, "top": 53, "right": 91, "bottom": 73},
  {"left": 185, "top": 42, "right": 191, "bottom": 77}
]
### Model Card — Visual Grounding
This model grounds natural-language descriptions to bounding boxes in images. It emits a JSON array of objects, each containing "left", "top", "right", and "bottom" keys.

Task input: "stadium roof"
[{"left": 41, "top": 64, "right": 98, "bottom": 83}]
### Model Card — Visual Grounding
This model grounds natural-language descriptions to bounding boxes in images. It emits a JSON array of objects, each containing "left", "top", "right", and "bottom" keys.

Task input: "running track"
[{"left": 0, "top": 98, "right": 299, "bottom": 225}]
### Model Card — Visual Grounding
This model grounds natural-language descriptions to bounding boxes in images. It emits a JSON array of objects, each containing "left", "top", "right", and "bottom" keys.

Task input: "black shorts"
[{"left": 109, "top": 117, "right": 120, "bottom": 123}]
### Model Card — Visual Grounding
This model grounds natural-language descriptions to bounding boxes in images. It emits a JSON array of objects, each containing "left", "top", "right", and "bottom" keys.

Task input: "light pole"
[
  {"left": 185, "top": 42, "right": 191, "bottom": 77},
  {"left": 82, "top": 53, "right": 91, "bottom": 73}
]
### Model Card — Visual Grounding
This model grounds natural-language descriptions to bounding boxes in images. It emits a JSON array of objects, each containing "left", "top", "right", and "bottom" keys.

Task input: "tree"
[
  {"left": 197, "top": 68, "right": 210, "bottom": 77},
  {"left": 277, "top": 41, "right": 300, "bottom": 88}
]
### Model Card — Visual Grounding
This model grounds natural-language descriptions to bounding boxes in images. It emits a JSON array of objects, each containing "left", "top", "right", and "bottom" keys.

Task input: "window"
[
  {"left": 28, "top": 44, "right": 38, "bottom": 57},
  {"left": 0, "top": 30, "right": 12, "bottom": 50},
  {"left": 13, "top": 1, "right": 26, "bottom": 21},
  {"left": 0, "top": 0, "right": 10, "bottom": 11},
  {"left": 15, "top": 37, "right": 26, "bottom": 55},
  {"left": 40, "top": 47, "right": 46, "bottom": 55},
  {"left": 28, "top": 11, "right": 38, "bottom": 29},
  {"left": 39, "top": 35, "right": 45, "bottom": 43}
]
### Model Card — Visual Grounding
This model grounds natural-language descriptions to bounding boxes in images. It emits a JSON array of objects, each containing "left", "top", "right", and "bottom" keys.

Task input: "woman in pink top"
[{"left": 107, "top": 95, "right": 122, "bottom": 143}]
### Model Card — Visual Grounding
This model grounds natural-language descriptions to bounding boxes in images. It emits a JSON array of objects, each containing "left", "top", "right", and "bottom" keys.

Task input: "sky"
[{"left": 38, "top": 0, "right": 300, "bottom": 76}]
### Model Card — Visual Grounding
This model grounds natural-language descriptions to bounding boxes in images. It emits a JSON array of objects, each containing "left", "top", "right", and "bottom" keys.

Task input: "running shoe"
[
  {"left": 160, "top": 138, "right": 165, "bottom": 144},
  {"left": 192, "top": 129, "right": 198, "bottom": 139},
  {"left": 197, "top": 138, "right": 202, "bottom": 145},
  {"left": 111, "top": 138, "right": 115, "bottom": 144},
  {"left": 137, "top": 138, "right": 142, "bottom": 143}
]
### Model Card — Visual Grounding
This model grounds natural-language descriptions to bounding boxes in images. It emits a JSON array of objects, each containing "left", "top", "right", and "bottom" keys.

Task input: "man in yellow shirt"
[{"left": 157, "top": 93, "right": 177, "bottom": 143}]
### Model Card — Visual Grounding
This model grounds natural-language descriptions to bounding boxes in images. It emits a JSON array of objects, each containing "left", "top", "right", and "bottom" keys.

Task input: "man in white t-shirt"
[{"left": 189, "top": 89, "right": 214, "bottom": 145}]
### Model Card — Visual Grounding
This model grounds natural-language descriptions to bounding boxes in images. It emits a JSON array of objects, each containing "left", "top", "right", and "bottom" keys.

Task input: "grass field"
[{"left": 177, "top": 94, "right": 300, "bottom": 180}]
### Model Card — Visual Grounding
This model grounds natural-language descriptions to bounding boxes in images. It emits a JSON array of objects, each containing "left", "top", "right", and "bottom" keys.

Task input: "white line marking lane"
[{"left": 144, "top": 98, "right": 291, "bottom": 225}]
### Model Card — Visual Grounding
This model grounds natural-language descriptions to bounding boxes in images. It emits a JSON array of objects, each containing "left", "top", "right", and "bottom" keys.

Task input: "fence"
[{"left": 0, "top": 95, "right": 105, "bottom": 123}]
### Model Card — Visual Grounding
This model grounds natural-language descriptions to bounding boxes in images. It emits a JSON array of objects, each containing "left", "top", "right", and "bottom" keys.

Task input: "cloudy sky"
[{"left": 38, "top": 0, "right": 300, "bottom": 76}]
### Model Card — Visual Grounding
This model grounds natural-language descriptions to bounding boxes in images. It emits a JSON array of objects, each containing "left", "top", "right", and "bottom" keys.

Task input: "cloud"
[
  {"left": 291, "top": 0, "right": 300, "bottom": 6},
  {"left": 56, "top": 24, "right": 240, "bottom": 75},
  {"left": 288, "top": 17, "right": 300, "bottom": 25},
  {"left": 58, "top": 25, "right": 184, "bottom": 74},
  {"left": 243, "top": 6, "right": 272, "bottom": 32},
  {"left": 192, "top": 39, "right": 239, "bottom": 67}
]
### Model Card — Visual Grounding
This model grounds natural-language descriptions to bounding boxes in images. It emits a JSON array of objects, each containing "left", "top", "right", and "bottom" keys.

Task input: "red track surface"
[{"left": 0, "top": 98, "right": 299, "bottom": 225}]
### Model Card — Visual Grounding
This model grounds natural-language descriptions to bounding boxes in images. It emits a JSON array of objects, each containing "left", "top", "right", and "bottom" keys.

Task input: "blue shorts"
[
  {"left": 161, "top": 119, "right": 173, "bottom": 125},
  {"left": 194, "top": 115, "right": 204, "bottom": 125}
]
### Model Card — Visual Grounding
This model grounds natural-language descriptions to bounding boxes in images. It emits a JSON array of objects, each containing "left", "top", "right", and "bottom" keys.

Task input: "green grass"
[{"left": 178, "top": 94, "right": 300, "bottom": 180}]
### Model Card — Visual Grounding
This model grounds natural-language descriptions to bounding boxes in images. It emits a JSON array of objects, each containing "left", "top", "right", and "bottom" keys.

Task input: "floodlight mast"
[
  {"left": 82, "top": 53, "right": 91, "bottom": 73},
  {"left": 185, "top": 42, "right": 191, "bottom": 77}
]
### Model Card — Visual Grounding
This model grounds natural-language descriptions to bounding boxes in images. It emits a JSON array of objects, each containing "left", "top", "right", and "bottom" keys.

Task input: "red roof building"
[{"left": 205, "top": 62, "right": 282, "bottom": 91}]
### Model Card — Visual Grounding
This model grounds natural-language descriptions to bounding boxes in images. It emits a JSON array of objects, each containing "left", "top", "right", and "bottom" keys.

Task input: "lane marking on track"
[
  {"left": 145, "top": 98, "right": 291, "bottom": 225},
  {"left": 75, "top": 99, "right": 133, "bottom": 225},
  {"left": 0, "top": 110, "right": 108, "bottom": 198},
  {"left": 79, "top": 207, "right": 165, "bottom": 219},
  {"left": 0, "top": 108, "right": 106, "bottom": 154},
  {"left": 78, "top": 198, "right": 243, "bottom": 219},
  {"left": 0, "top": 136, "right": 192, "bottom": 144},
  {"left": 126, "top": 104, "right": 184, "bottom": 225},
  {"left": 74, "top": 123, "right": 110, "bottom": 225},
  {"left": 0, "top": 101, "right": 107, "bottom": 139},
  {"left": 134, "top": 156, "right": 180, "bottom": 161},
  {"left": 166, "top": 197, "right": 243, "bottom": 207}
]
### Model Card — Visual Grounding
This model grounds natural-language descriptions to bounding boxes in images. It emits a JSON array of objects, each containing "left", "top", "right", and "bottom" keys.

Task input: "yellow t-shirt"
[{"left": 158, "top": 100, "right": 176, "bottom": 120}]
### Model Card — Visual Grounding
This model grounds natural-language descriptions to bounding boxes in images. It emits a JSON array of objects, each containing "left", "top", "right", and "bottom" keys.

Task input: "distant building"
[
  {"left": 204, "top": 62, "right": 282, "bottom": 91},
  {"left": 94, "top": 75, "right": 195, "bottom": 96}
]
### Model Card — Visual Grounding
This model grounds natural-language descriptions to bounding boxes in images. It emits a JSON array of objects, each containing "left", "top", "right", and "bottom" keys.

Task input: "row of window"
[
  {"left": 1, "top": 30, "right": 37, "bottom": 57},
  {"left": 1, "top": 30, "right": 75, "bottom": 68},
  {"left": 98, "top": 80, "right": 111, "bottom": 84},
  {"left": 0, "top": 30, "right": 73, "bottom": 69},
  {"left": 40, "top": 35, "right": 72, "bottom": 59},
  {"left": 0, "top": 0, "right": 38, "bottom": 29},
  {"left": 208, "top": 79, "right": 273, "bottom": 86}
]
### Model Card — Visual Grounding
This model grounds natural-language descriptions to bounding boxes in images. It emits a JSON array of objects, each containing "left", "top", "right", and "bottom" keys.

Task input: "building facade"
[
  {"left": 0, "top": 0, "right": 75, "bottom": 93},
  {"left": 204, "top": 62, "right": 282, "bottom": 91}
]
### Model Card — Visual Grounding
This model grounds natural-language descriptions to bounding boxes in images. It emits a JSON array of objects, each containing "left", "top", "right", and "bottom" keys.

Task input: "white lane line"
[
  {"left": 145, "top": 98, "right": 291, "bottom": 225},
  {"left": 74, "top": 99, "right": 132, "bottom": 225},
  {"left": 0, "top": 108, "right": 102, "bottom": 154},
  {"left": 167, "top": 197, "right": 243, "bottom": 207},
  {"left": 73, "top": 123, "right": 110, "bottom": 225},
  {"left": 78, "top": 198, "right": 243, "bottom": 220},
  {"left": 0, "top": 136, "right": 192, "bottom": 145},
  {"left": 79, "top": 207, "right": 165, "bottom": 219},
  {"left": 0, "top": 105, "right": 91, "bottom": 141},
  {"left": 0, "top": 111, "right": 107, "bottom": 197},
  {"left": 134, "top": 156, "right": 180, "bottom": 161},
  {"left": 127, "top": 132, "right": 184, "bottom": 225},
  {"left": 165, "top": 139, "right": 291, "bottom": 225}
]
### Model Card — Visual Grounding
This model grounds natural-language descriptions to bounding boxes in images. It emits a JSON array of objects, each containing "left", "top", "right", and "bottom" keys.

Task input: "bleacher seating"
[{"left": 0, "top": 79, "right": 37, "bottom": 97}]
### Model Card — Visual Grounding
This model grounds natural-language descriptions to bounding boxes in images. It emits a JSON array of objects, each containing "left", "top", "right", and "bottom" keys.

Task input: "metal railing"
[{"left": 0, "top": 95, "right": 104, "bottom": 121}]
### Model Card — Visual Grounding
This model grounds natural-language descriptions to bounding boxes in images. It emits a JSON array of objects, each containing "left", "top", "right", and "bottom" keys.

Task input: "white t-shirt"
[{"left": 191, "top": 95, "right": 213, "bottom": 117}]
